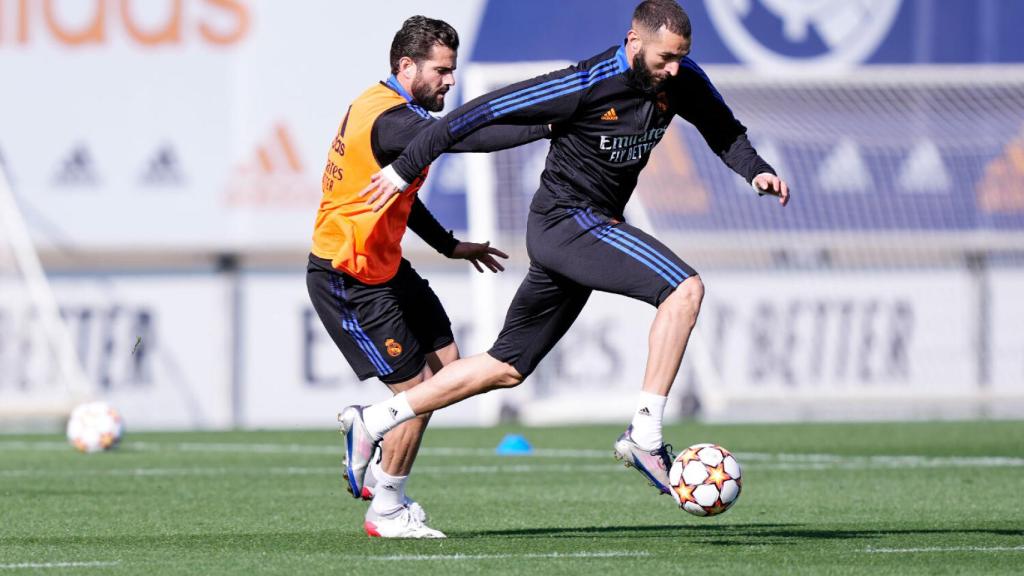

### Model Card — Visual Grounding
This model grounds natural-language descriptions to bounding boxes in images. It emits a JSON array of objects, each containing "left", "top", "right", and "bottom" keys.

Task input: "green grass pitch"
[{"left": 2, "top": 422, "right": 1023, "bottom": 574}]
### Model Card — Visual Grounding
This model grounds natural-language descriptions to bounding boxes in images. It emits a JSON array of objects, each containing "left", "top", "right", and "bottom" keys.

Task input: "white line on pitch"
[
  {"left": 0, "top": 441, "right": 70, "bottom": 451},
  {"left": 0, "top": 463, "right": 619, "bottom": 478},
  {"left": 864, "top": 546, "right": 1024, "bottom": 553},
  {"left": 352, "top": 551, "right": 651, "bottom": 561},
  {"left": 2, "top": 440, "right": 1024, "bottom": 469},
  {"left": 0, "top": 561, "right": 120, "bottom": 570},
  {"left": 6, "top": 453, "right": 1024, "bottom": 478}
]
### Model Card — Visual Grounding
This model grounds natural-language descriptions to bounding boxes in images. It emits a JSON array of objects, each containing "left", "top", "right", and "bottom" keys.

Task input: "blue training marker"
[{"left": 495, "top": 433, "right": 533, "bottom": 455}]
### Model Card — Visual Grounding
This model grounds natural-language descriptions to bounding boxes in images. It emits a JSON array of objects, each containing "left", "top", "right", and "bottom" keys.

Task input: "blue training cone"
[{"left": 495, "top": 433, "right": 533, "bottom": 456}]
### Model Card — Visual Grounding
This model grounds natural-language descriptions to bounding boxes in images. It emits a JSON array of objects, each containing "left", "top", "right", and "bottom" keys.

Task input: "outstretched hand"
[
  {"left": 450, "top": 241, "right": 508, "bottom": 273},
  {"left": 358, "top": 172, "right": 402, "bottom": 212},
  {"left": 753, "top": 173, "right": 791, "bottom": 207}
]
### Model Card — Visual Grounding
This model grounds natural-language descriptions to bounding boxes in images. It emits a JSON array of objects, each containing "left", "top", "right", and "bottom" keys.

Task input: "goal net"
[
  {"left": 0, "top": 164, "right": 90, "bottom": 425},
  {"left": 462, "top": 63, "right": 1024, "bottom": 423}
]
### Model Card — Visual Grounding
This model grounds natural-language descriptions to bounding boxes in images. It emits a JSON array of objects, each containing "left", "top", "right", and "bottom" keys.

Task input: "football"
[
  {"left": 669, "top": 443, "right": 742, "bottom": 516},
  {"left": 66, "top": 401, "right": 124, "bottom": 454}
]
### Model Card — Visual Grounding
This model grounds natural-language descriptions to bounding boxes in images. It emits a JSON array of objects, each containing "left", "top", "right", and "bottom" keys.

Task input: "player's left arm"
[
  {"left": 373, "top": 109, "right": 512, "bottom": 272},
  {"left": 374, "top": 107, "right": 549, "bottom": 161},
  {"left": 673, "top": 57, "right": 790, "bottom": 207},
  {"left": 407, "top": 198, "right": 507, "bottom": 273},
  {"left": 450, "top": 124, "right": 551, "bottom": 153}
]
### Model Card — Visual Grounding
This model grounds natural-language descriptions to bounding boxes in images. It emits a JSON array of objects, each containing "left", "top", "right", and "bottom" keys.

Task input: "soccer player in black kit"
[{"left": 339, "top": 0, "right": 791, "bottom": 512}]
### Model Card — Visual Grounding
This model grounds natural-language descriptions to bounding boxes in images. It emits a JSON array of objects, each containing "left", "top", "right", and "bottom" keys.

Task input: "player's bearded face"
[
  {"left": 631, "top": 27, "right": 690, "bottom": 92},
  {"left": 411, "top": 72, "right": 448, "bottom": 112},
  {"left": 632, "top": 49, "right": 664, "bottom": 92},
  {"left": 411, "top": 45, "right": 457, "bottom": 112}
]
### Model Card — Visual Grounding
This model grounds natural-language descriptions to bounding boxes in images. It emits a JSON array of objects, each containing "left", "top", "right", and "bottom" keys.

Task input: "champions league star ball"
[
  {"left": 669, "top": 443, "right": 742, "bottom": 517},
  {"left": 66, "top": 402, "right": 124, "bottom": 453}
]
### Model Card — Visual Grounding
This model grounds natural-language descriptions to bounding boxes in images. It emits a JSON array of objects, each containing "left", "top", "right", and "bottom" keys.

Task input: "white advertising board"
[
  {"left": 6, "top": 267, "right": 1016, "bottom": 429},
  {"left": 990, "top": 269, "right": 1024, "bottom": 410},
  {"left": 0, "top": 0, "right": 485, "bottom": 251},
  {"left": 510, "top": 269, "right": 983, "bottom": 423},
  {"left": 240, "top": 265, "right": 501, "bottom": 428},
  {"left": 1, "top": 273, "right": 233, "bottom": 429}
]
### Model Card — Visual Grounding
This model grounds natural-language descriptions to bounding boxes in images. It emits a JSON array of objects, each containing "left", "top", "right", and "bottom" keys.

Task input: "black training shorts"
[
  {"left": 488, "top": 206, "right": 697, "bottom": 378},
  {"left": 306, "top": 254, "right": 454, "bottom": 384}
]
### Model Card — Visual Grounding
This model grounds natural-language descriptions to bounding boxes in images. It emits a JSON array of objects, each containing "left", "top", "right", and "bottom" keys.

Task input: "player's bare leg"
[
  {"left": 376, "top": 341, "right": 458, "bottom": 476},
  {"left": 341, "top": 351, "right": 518, "bottom": 493},
  {"left": 404, "top": 353, "right": 523, "bottom": 414},
  {"left": 643, "top": 275, "right": 704, "bottom": 397},
  {"left": 378, "top": 381, "right": 432, "bottom": 477},
  {"left": 356, "top": 342, "right": 460, "bottom": 538},
  {"left": 615, "top": 275, "right": 704, "bottom": 494}
]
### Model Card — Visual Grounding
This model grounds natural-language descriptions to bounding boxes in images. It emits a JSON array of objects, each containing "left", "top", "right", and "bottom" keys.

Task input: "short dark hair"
[
  {"left": 389, "top": 16, "right": 459, "bottom": 75},
  {"left": 632, "top": 0, "right": 691, "bottom": 38}
]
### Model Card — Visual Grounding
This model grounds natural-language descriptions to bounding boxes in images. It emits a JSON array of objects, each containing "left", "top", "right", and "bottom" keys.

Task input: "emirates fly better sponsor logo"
[{"left": 598, "top": 128, "right": 669, "bottom": 163}]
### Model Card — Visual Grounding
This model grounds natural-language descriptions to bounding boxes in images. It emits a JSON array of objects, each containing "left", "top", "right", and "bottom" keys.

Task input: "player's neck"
[{"left": 395, "top": 75, "right": 416, "bottom": 101}]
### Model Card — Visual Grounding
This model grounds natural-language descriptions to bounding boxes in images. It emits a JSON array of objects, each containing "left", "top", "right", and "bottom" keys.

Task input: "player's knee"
[{"left": 665, "top": 276, "right": 704, "bottom": 324}]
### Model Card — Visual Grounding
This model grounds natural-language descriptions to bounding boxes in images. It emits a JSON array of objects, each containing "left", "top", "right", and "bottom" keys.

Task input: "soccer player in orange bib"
[{"left": 307, "top": 16, "right": 549, "bottom": 538}]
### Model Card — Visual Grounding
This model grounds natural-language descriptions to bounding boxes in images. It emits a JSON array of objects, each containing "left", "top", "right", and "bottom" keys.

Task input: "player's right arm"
[
  {"left": 372, "top": 105, "right": 550, "bottom": 164},
  {"left": 393, "top": 65, "right": 587, "bottom": 179},
  {"left": 371, "top": 106, "right": 540, "bottom": 262},
  {"left": 363, "top": 60, "right": 604, "bottom": 210}
]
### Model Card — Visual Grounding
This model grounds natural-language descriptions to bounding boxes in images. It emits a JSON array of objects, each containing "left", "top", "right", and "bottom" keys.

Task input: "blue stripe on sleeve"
[{"left": 450, "top": 54, "right": 625, "bottom": 137}]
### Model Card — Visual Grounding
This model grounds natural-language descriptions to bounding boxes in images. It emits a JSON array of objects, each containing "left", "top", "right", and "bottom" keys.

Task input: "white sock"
[
  {"left": 630, "top": 391, "right": 667, "bottom": 450},
  {"left": 370, "top": 470, "right": 408, "bottom": 515},
  {"left": 362, "top": 392, "right": 416, "bottom": 440}
]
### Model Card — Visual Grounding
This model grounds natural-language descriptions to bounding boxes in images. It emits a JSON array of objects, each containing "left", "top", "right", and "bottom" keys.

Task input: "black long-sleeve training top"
[
  {"left": 390, "top": 44, "right": 775, "bottom": 220},
  {"left": 372, "top": 79, "right": 550, "bottom": 254}
]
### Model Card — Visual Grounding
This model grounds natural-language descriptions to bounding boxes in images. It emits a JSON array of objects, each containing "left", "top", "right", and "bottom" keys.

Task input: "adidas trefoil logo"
[
  {"left": 601, "top": 107, "right": 619, "bottom": 121},
  {"left": 638, "top": 407, "right": 651, "bottom": 416},
  {"left": 388, "top": 407, "right": 398, "bottom": 419}
]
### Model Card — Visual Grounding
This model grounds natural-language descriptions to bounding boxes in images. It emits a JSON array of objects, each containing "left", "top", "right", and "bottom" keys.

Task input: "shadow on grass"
[
  {"left": 2, "top": 531, "right": 354, "bottom": 554},
  {"left": 6, "top": 525, "right": 1021, "bottom": 551},
  {"left": 460, "top": 524, "right": 1024, "bottom": 544}
]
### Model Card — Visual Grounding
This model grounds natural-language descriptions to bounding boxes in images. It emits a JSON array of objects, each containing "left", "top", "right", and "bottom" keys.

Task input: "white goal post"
[{"left": 0, "top": 164, "right": 91, "bottom": 420}]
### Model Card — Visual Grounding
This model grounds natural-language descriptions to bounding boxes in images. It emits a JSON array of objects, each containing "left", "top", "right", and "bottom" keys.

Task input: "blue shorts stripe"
[
  {"left": 330, "top": 275, "right": 389, "bottom": 374},
  {"left": 343, "top": 316, "right": 392, "bottom": 376},
  {"left": 589, "top": 215, "right": 690, "bottom": 283},
  {"left": 577, "top": 210, "right": 689, "bottom": 282},
  {"left": 569, "top": 209, "right": 682, "bottom": 286},
  {"left": 576, "top": 210, "right": 688, "bottom": 284},
  {"left": 329, "top": 275, "right": 393, "bottom": 376}
]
